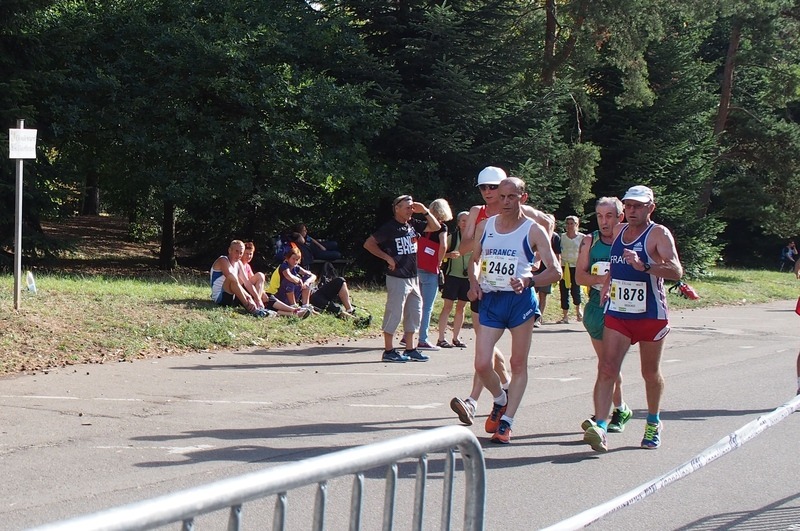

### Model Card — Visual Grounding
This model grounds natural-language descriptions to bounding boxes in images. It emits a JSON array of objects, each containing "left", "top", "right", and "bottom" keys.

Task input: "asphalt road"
[{"left": 2, "top": 300, "right": 799, "bottom": 530}]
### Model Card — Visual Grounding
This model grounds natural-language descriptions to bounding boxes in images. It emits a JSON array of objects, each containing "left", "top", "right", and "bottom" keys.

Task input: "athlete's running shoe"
[
  {"left": 640, "top": 421, "right": 663, "bottom": 449},
  {"left": 583, "top": 421, "right": 608, "bottom": 453},
  {"left": 580, "top": 416, "right": 596, "bottom": 432},
  {"left": 607, "top": 406, "right": 633, "bottom": 433},
  {"left": 484, "top": 396, "right": 507, "bottom": 434},
  {"left": 450, "top": 397, "right": 476, "bottom": 426},
  {"left": 491, "top": 420, "right": 512, "bottom": 444}
]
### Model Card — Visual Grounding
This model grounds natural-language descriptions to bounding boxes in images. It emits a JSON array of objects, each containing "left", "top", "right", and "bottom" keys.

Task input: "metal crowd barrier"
[{"left": 29, "top": 425, "right": 485, "bottom": 531}]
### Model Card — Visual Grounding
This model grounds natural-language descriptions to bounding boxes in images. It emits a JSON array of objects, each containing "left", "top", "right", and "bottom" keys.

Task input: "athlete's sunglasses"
[{"left": 478, "top": 184, "right": 499, "bottom": 191}]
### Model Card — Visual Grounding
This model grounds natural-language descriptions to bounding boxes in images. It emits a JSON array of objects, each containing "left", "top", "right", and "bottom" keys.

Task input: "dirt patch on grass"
[
  {"left": 38, "top": 215, "right": 204, "bottom": 278},
  {"left": 42, "top": 215, "right": 150, "bottom": 259}
]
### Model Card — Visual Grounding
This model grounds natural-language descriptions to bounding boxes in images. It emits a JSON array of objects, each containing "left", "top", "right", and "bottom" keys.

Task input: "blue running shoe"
[
  {"left": 641, "top": 421, "right": 662, "bottom": 449},
  {"left": 382, "top": 349, "right": 409, "bottom": 363},
  {"left": 404, "top": 349, "right": 430, "bottom": 362}
]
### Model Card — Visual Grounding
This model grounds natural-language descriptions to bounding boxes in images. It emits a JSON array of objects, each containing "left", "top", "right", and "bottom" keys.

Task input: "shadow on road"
[{"left": 675, "top": 491, "right": 800, "bottom": 530}]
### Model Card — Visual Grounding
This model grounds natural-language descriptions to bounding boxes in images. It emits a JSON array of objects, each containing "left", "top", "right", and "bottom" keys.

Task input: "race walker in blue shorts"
[{"left": 468, "top": 177, "right": 561, "bottom": 444}]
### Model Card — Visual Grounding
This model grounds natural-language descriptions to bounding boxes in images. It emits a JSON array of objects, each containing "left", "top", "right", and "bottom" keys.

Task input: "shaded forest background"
[{"left": 1, "top": 0, "right": 799, "bottom": 278}]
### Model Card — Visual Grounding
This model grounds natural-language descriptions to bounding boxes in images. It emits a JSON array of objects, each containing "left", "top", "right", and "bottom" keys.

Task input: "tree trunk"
[
  {"left": 81, "top": 171, "right": 100, "bottom": 215},
  {"left": 158, "top": 199, "right": 177, "bottom": 270},
  {"left": 541, "top": 0, "right": 589, "bottom": 85},
  {"left": 542, "top": 0, "right": 557, "bottom": 85},
  {"left": 698, "top": 20, "right": 741, "bottom": 217}
]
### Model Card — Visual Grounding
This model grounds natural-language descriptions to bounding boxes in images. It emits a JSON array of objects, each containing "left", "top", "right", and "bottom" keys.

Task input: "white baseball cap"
[
  {"left": 622, "top": 185, "right": 654, "bottom": 203},
  {"left": 476, "top": 166, "right": 507, "bottom": 186}
]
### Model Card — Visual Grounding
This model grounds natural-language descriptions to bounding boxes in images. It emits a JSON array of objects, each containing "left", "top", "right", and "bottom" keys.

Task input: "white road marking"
[
  {"left": 739, "top": 346, "right": 756, "bottom": 349},
  {"left": 200, "top": 370, "right": 450, "bottom": 377},
  {"left": 183, "top": 399, "right": 273, "bottom": 405},
  {"left": 348, "top": 403, "right": 441, "bottom": 410},
  {"left": 0, "top": 395, "right": 79, "bottom": 400},
  {"left": 0, "top": 395, "right": 272, "bottom": 405},
  {"left": 328, "top": 372, "right": 449, "bottom": 377},
  {"left": 533, "top": 377, "right": 581, "bottom": 382},
  {"left": 94, "top": 445, "right": 214, "bottom": 455}
]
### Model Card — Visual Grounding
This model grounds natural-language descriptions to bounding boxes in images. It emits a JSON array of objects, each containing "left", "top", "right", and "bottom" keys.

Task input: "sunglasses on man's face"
[{"left": 479, "top": 184, "right": 499, "bottom": 191}]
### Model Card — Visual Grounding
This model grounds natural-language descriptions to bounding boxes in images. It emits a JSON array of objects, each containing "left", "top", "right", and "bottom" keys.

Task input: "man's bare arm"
[
  {"left": 574, "top": 234, "right": 598, "bottom": 287},
  {"left": 458, "top": 205, "right": 482, "bottom": 256},
  {"left": 650, "top": 226, "right": 683, "bottom": 281},
  {"left": 467, "top": 219, "right": 487, "bottom": 301},
  {"left": 521, "top": 205, "right": 555, "bottom": 236},
  {"left": 364, "top": 236, "right": 396, "bottom": 271},
  {"left": 528, "top": 224, "right": 562, "bottom": 287}
]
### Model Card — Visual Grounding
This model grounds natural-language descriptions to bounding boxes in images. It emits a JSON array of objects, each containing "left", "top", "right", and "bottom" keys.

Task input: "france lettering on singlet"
[
  {"left": 605, "top": 224, "right": 668, "bottom": 320},
  {"left": 479, "top": 216, "right": 535, "bottom": 292}
]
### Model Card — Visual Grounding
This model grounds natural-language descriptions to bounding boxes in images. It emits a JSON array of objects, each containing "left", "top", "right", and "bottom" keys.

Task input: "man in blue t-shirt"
[{"left": 364, "top": 195, "right": 440, "bottom": 363}]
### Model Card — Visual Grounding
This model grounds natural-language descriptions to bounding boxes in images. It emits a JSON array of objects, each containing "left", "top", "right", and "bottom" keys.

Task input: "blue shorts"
[{"left": 479, "top": 288, "right": 539, "bottom": 329}]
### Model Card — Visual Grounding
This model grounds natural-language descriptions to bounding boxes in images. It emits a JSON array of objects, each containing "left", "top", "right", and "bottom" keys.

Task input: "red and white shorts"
[{"left": 604, "top": 314, "right": 669, "bottom": 344}]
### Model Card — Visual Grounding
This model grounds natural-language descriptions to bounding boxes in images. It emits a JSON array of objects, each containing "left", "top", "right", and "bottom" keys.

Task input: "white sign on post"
[{"left": 9, "top": 128, "right": 38, "bottom": 159}]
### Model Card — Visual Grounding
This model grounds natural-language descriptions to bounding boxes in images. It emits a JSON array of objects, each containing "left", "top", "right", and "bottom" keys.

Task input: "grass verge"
[{"left": 0, "top": 267, "right": 797, "bottom": 376}]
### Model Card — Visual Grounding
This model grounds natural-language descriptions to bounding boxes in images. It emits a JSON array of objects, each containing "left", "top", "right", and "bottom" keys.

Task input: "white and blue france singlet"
[
  {"left": 605, "top": 223, "right": 668, "bottom": 320},
  {"left": 479, "top": 216, "right": 536, "bottom": 292},
  {"left": 210, "top": 257, "right": 240, "bottom": 303}
]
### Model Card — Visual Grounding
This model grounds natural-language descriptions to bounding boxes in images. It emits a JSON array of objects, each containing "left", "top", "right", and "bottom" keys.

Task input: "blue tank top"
[{"left": 605, "top": 223, "right": 668, "bottom": 320}]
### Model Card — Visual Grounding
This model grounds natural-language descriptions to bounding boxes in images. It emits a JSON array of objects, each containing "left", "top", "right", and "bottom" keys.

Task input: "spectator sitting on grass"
[
  {"left": 309, "top": 265, "right": 359, "bottom": 318},
  {"left": 269, "top": 245, "right": 317, "bottom": 308},
  {"left": 285, "top": 231, "right": 314, "bottom": 269},
  {"left": 209, "top": 240, "right": 270, "bottom": 317},
  {"left": 241, "top": 241, "right": 311, "bottom": 318},
  {"left": 293, "top": 222, "right": 342, "bottom": 262}
]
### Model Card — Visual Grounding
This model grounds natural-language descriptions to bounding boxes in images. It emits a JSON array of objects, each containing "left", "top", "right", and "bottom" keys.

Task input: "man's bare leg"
[
  {"left": 450, "top": 310, "right": 509, "bottom": 426},
  {"left": 590, "top": 337, "right": 624, "bottom": 407},
  {"left": 502, "top": 318, "right": 535, "bottom": 419},
  {"left": 583, "top": 326, "right": 630, "bottom": 452},
  {"left": 639, "top": 340, "right": 665, "bottom": 416}
]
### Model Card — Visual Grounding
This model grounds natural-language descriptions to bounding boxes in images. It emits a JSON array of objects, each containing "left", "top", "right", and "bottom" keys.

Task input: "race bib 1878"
[{"left": 608, "top": 278, "right": 646, "bottom": 313}]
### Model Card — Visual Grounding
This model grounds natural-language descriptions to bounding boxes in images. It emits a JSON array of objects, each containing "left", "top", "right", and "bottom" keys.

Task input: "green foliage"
[
  {"left": 586, "top": 9, "right": 723, "bottom": 275},
  {"left": 0, "top": 0, "right": 798, "bottom": 270},
  {"left": 564, "top": 143, "right": 601, "bottom": 216}
]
